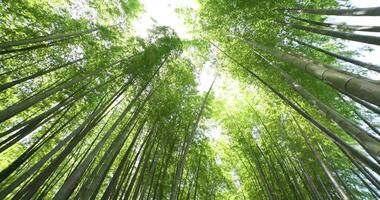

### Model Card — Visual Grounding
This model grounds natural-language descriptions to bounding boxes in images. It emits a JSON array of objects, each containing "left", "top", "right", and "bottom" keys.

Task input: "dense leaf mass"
[{"left": 0, "top": 0, "right": 379, "bottom": 199}]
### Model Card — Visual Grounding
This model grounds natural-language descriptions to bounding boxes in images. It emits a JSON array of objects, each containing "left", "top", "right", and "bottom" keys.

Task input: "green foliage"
[{"left": 0, "top": 0, "right": 378, "bottom": 199}]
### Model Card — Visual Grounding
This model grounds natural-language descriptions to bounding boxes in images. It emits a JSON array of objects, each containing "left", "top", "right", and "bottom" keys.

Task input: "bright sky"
[
  {"left": 132, "top": 0, "right": 198, "bottom": 39},
  {"left": 131, "top": 0, "right": 218, "bottom": 92}
]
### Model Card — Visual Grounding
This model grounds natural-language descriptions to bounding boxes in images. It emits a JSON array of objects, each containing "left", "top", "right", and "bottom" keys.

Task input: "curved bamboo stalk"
[
  {"left": 285, "top": 22, "right": 380, "bottom": 46},
  {"left": 0, "top": 36, "right": 73, "bottom": 55},
  {"left": 0, "top": 28, "right": 98, "bottom": 49},
  {"left": 246, "top": 39, "right": 380, "bottom": 107},
  {"left": 55, "top": 59, "right": 164, "bottom": 199},
  {"left": 288, "top": 15, "right": 380, "bottom": 32},
  {"left": 340, "top": 91, "right": 380, "bottom": 115},
  {"left": 0, "top": 94, "right": 110, "bottom": 199},
  {"left": 290, "top": 37, "right": 380, "bottom": 73},
  {"left": 169, "top": 76, "right": 215, "bottom": 200},
  {"left": 0, "top": 107, "right": 79, "bottom": 183},
  {"left": 292, "top": 116, "right": 350, "bottom": 200},
  {"left": 338, "top": 95, "right": 380, "bottom": 136},
  {"left": 250, "top": 48, "right": 380, "bottom": 162},
  {"left": 283, "top": 7, "right": 380, "bottom": 16},
  {"left": 0, "top": 57, "right": 85, "bottom": 92},
  {"left": 211, "top": 42, "right": 380, "bottom": 174},
  {"left": 10, "top": 89, "right": 124, "bottom": 200},
  {"left": 0, "top": 59, "right": 122, "bottom": 122}
]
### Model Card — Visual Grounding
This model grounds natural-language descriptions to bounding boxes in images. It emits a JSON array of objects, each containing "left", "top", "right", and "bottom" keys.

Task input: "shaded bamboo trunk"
[
  {"left": 145, "top": 148, "right": 162, "bottom": 200},
  {"left": 282, "top": 155, "right": 309, "bottom": 199},
  {"left": 246, "top": 149, "right": 275, "bottom": 200},
  {"left": 0, "top": 58, "right": 122, "bottom": 122},
  {"left": 192, "top": 157, "right": 201, "bottom": 200},
  {"left": 153, "top": 141, "right": 176, "bottom": 200},
  {"left": 251, "top": 49, "right": 380, "bottom": 161},
  {"left": 0, "top": 76, "right": 112, "bottom": 138},
  {"left": 238, "top": 155, "right": 266, "bottom": 199},
  {"left": 284, "top": 7, "right": 380, "bottom": 16},
  {"left": 0, "top": 111, "right": 58, "bottom": 153},
  {"left": 120, "top": 128, "right": 154, "bottom": 198},
  {"left": 231, "top": 122, "right": 276, "bottom": 200},
  {"left": 122, "top": 134, "right": 153, "bottom": 200},
  {"left": 0, "top": 75, "right": 115, "bottom": 149},
  {"left": 297, "top": 161, "right": 324, "bottom": 200},
  {"left": 169, "top": 77, "right": 215, "bottom": 200},
  {"left": 0, "top": 28, "right": 98, "bottom": 49},
  {"left": 0, "top": 58, "right": 43, "bottom": 77},
  {"left": 38, "top": 132, "right": 94, "bottom": 196},
  {"left": 256, "top": 143, "right": 286, "bottom": 198},
  {"left": 286, "top": 22, "right": 380, "bottom": 46},
  {"left": 278, "top": 120, "right": 312, "bottom": 199},
  {"left": 130, "top": 133, "right": 158, "bottom": 200},
  {"left": 100, "top": 124, "right": 152, "bottom": 200},
  {"left": 290, "top": 37, "right": 380, "bottom": 73},
  {"left": 0, "top": 89, "right": 81, "bottom": 152},
  {"left": 213, "top": 43, "right": 380, "bottom": 174},
  {"left": 239, "top": 118, "right": 283, "bottom": 198},
  {"left": 257, "top": 118, "right": 304, "bottom": 199},
  {"left": 339, "top": 95, "right": 380, "bottom": 136},
  {"left": 293, "top": 117, "right": 350, "bottom": 199},
  {"left": 76, "top": 87, "right": 157, "bottom": 199},
  {"left": 9, "top": 89, "right": 123, "bottom": 200},
  {"left": 120, "top": 140, "right": 147, "bottom": 199},
  {"left": 0, "top": 73, "right": 89, "bottom": 122},
  {"left": 0, "top": 57, "right": 85, "bottom": 92},
  {"left": 341, "top": 92, "right": 380, "bottom": 115},
  {"left": 316, "top": 175, "right": 334, "bottom": 200},
  {"left": 54, "top": 58, "right": 165, "bottom": 198},
  {"left": 0, "top": 37, "right": 72, "bottom": 55},
  {"left": 246, "top": 40, "right": 380, "bottom": 107},
  {"left": 140, "top": 139, "right": 161, "bottom": 200},
  {"left": 352, "top": 170, "right": 380, "bottom": 199},
  {"left": 338, "top": 144, "right": 380, "bottom": 191},
  {"left": 272, "top": 149, "right": 303, "bottom": 200},
  {"left": 51, "top": 85, "right": 142, "bottom": 199},
  {"left": 0, "top": 106, "right": 76, "bottom": 183},
  {"left": 0, "top": 94, "right": 109, "bottom": 199},
  {"left": 0, "top": 52, "right": 24, "bottom": 62},
  {"left": 288, "top": 15, "right": 380, "bottom": 32},
  {"left": 77, "top": 115, "right": 145, "bottom": 200},
  {"left": 285, "top": 154, "right": 316, "bottom": 200}
]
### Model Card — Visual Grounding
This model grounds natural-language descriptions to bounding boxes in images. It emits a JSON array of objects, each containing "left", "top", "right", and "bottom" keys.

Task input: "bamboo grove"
[{"left": 0, "top": 0, "right": 379, "bottom": 199}]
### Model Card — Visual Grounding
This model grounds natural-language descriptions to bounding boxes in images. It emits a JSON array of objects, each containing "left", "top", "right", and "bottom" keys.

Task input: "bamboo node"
[
  {"left": 320, "top": 68, "right": 330, "bottom": 80},
  {"left": 343, "top": 77, "right": 355, "bottom": 92}
]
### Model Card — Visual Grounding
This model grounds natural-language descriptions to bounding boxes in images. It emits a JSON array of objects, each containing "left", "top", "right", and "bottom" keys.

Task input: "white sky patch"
[
  {"left": 230, "top": 169, "right": 242, "bottom": 188},
  {"left": 204, "top": 119, "right": 223, "bottom": 141},
  {"left": 196, "top": 60, "right": 246, "bottom": 104},
  {"left": 215, "top": 154, "right": 223, "bottom": 165},
  {"left": 66, "top": 45, "right": 84, "bottom": 62},
  {"left": 197, "top": 60, "right": 216, "bottom": 92},
  {"left": 132, "top": 0, "right": 198, "bottom": 39},
  {"left": 217, "top": 75, "right": 246, "bottom": 105},
  {"left": 66, "top": 0, "right": 98, "bottom": 21},
  {"left": 251, "top": 126, "right": 260, "bottom": 139},
  {"left": 348, "top": 0, "right": 380, "bottom": 8}
]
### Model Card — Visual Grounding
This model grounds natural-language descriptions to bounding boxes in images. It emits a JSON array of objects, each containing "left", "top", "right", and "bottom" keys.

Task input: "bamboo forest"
[{"left": 1, "top": 0, "right": 380, "bottom": 199}]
